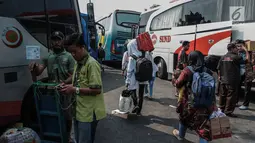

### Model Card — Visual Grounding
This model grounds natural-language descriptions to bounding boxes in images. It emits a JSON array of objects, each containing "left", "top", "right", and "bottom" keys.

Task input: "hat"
[{"left": 51, "top": 31, "right": 65, "bottom": 40}]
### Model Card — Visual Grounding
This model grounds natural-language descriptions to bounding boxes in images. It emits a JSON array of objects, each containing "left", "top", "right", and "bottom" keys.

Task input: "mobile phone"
[{"left": 55, "top": 84, "right": 64, "bottom": 89}]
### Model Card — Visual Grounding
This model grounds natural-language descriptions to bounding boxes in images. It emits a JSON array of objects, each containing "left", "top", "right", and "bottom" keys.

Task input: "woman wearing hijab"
[{"left": 172, "top": 51, "right": 215, "bottom": 143}]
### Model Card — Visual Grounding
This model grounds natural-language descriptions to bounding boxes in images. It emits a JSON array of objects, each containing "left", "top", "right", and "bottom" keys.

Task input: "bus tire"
[
  {"left": 157, "top": 58, "right": 167, "bottom": 79},
  {"left": 21, "top": 86, "right": 38, "bottom": 129}
]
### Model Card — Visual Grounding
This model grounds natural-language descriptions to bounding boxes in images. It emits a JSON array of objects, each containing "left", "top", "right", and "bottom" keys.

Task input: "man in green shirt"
[
  {"left": 29, "top": 31, "right": 75, "bottom": 141},
  {"left": 60, "top": 33, "right": 106, "bottom": 143}
]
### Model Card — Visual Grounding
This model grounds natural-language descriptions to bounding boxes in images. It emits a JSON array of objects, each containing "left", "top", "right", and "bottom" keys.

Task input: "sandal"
[{"left": 173, "top": 129, "right": 184, "bottom": 141}]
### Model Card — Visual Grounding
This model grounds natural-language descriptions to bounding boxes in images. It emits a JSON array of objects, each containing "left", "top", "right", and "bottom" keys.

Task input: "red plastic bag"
[{"left": 136, "top": 32, "right": 154, "bottom": 52}]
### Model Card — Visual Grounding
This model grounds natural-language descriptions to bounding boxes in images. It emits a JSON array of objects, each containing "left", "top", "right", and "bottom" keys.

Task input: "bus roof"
[
  {"left": 96, "top": 9, "right": 140, "bottom": 22},
  {"left": 140, "top": 7, "right": 160, "bottom": 15}
]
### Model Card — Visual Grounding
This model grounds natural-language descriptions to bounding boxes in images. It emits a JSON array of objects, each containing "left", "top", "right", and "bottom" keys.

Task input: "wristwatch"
[{"left": 75, "top": 87, "right": 80, "bottom": 95}]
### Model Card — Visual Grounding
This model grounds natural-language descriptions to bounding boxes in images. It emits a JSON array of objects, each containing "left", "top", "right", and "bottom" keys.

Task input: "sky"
[{"left": 78, "top": 0, "right": 170, "bottom": 19}]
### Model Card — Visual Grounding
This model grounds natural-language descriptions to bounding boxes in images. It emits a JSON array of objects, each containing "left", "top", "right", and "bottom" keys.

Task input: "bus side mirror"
[{"left": 96, "top": 23, "right": 105, "bottom": 36}]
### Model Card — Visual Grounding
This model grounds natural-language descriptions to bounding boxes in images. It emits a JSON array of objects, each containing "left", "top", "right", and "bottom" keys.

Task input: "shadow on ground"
[
  {"left": 102, "top": 66, "right": 124, "bottom": 93},
  {"left": 95, "top": 114, "right": 194, "bottom": 143}
]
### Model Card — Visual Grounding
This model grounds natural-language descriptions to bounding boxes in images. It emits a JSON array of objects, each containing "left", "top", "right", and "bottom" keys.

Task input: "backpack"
[
  {"left": 132, "top": 55, "right": 153, "bottom": 82},
  {"left": 98, "top": 47, "right": 105, "bottom": 59},
  {"left": 187, "top": 66, "right": 215, "bottom": 108},
  {"left": 136, "top": 32, "right": 154, "bottom": 52}
]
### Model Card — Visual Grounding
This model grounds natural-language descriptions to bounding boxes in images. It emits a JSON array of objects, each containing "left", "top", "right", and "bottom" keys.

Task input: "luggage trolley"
[{"left": 33, "top": 81, "right": 68, "bottom": 143}]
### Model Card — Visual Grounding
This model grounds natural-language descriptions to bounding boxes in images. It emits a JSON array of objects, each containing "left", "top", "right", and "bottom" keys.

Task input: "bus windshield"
[
  {"left": 116, "top": 12, "right": 140, "bottom": 26},
  {"left": 0, "top": 0, "right": 80, "bottom": 47},
  {"left": 139, "top": 10, "right": 157, "bottom": 27}
]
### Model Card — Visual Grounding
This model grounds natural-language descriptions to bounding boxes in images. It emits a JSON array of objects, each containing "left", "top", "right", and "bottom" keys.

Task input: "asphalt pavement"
[{"left": 95, "top": 65, "right": 255, "bottom": 143}]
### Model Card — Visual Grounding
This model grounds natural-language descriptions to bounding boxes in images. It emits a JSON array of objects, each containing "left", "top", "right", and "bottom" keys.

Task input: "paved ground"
[{"left": 95, "top": 65, "right": 255, "bottom": 143}]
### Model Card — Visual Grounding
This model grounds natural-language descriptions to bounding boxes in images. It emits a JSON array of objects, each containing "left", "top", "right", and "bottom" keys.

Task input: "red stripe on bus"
[
  {"left": 175, "top": 30, "right": 231, "bottom": 55},
  {"left": 0, "top": 101, "right": 22, "bottom": 116}
]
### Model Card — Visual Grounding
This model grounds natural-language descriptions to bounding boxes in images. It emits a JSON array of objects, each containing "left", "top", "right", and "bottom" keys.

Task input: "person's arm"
[
  {"left": 217, "top": 57, "right": 223, "bottom": 80},
  {"left": 175, "top": 68, "right": 189, "bottom": 88},
  {"left": 122, "top": 52, "right": 127, "bottom": 71},
  {"left": 79, "top": 61, "right": 102, "bottom": 96},
  {"left": 29, "top": 58, "right": 47, "bottom": 76},
  {"left": 125, "top": 57, "right": 135, "bottom": 86},
  {"left": 243, "top": 45, "right": 250, "bottom": 63}
]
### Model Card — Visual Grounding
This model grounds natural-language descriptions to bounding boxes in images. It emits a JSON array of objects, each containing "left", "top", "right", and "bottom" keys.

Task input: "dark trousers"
[
  {"left": 242, "top": 81, "right": 253, "bottom": 106},
  {"left": 237, "top": 75, "right": 245, "bottom": 104},
  {"left": 216, "top": 80, "right": 220, "bottom": 96},
  {"left": 131, "top": 84, "right": 145, "bottom": 114},
  {"left": 219, "top": 84, "right": 238, "bottom": 115}
]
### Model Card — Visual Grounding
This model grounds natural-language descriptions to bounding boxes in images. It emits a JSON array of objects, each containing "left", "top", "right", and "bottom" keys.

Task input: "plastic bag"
[
  {"left": 0, "top": 128, "right": 40, "bottom": 143},
  {"left": 119, "top": 90, "right": 133, "bottom": 113},
  {"left": 210, "top": 108, "right": 226, "bottom": 119}
]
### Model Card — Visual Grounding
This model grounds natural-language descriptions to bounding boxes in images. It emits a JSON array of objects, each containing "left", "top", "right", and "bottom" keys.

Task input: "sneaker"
[
  {"left": 132, "top": 106, "right": 139, "bottom": 113},
  {"left": 173, "top": 129, "right": 184, "bottom": 141},
  {"left": 239, "top": 105, "right": 248, "bottom": 110},
  {"left": 144, "top": 93, "right": 149, "bottom": 97}
]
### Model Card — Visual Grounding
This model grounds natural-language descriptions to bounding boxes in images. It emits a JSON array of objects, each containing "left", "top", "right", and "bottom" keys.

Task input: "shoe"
[
  {"left": 239, "top": 105, "right": 248, "bottom": 110},
  {"left": 136, "top": 107, "right": 141, "bottom": 115},
  {"left": 226, "top": 113, "right": 238, "bottom": 118},
  {"left": 173, "top": 129, "right": 184, "bottom": 141},
  {"left": 132, "top": 106, "right": 139, "bottom": 113},
  {"left": 144, "top": 93, "right": 149, "bottom": 97},
  {"left": 148, "top": 96, "right": 153, "bottom": 100}
]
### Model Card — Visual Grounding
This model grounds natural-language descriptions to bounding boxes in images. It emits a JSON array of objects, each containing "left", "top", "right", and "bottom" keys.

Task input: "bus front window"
[{"left": 116, "top": 12, "right": 140, "bottom": 27}]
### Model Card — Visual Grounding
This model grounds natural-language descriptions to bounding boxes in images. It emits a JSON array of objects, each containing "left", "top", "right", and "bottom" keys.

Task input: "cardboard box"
[
  {"left": 210, "top": 116, "right": 232, "bottom": 140},
  {"left": 246, "top": 41, "right": 255, "bottom": 51}
]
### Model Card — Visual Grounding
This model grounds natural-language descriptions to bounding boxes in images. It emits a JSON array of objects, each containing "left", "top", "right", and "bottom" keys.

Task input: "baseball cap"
[{"left": 51, "top": 31, "right": 65, "bottom": 40}]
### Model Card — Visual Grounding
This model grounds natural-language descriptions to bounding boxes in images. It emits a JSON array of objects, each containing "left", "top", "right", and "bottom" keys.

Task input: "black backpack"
[
  {"left": 98, "top": 47, "right": 105, "bottom": 59},
  {"left": 132, "top": 55, "right": 153, "bottom": 82}
]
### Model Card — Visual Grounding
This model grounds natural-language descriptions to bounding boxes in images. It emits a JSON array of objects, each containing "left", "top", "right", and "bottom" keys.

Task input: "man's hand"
[
  {"left": 29, "top": 62, "right": 38, "bottom": 72},
  {"left": 125, "top": 83, "right": 129, "bottom": 89},
  {"left": 59, "top": 84, "right": 75, "bottom": 95}
]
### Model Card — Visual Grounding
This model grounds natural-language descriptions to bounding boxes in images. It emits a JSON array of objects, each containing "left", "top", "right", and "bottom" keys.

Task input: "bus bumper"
[{"left": 0, "top": 101, "right": 22, "bottom": 126}]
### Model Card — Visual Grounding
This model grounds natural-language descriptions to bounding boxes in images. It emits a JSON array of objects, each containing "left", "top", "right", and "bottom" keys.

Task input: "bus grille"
[{"left": 117, "top": 31, "right": 131, "bottom": 38}]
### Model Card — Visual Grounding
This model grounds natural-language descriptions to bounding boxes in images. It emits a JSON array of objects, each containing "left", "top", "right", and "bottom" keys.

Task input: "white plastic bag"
[
  {"left": 210, "top": 108, "right": 226, "bottom": 119},
  {"left": 119, "top": 90, "right": 132, "bottom": 113}
]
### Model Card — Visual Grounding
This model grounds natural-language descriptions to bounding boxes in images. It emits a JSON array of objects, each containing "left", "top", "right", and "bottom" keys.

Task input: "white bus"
[
  {"left": 146, "top": 0, "right": 255, "bottom": 79},
  {"left": 0, "top": 0, "right": 83, "bottom": 127}
]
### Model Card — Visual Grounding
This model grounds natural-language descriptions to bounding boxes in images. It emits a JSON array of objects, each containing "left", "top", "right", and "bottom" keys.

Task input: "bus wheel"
[
  {"left": 21, "top": 86, "right": 38, "bottom": 130},
  {"left": 157, "top": 58, "right": 167, "bottom": 79}
]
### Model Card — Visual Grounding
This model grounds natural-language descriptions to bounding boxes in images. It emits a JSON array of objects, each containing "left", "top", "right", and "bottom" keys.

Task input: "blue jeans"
[
  {"left": 74, "top": 114, "right": 99, "bottom": 143},
  {"left": 179, "top": 123, "right": 208, "bottom": 143},
  {"left": 144, "top": 77, "right": 156, "bottom": 97}
]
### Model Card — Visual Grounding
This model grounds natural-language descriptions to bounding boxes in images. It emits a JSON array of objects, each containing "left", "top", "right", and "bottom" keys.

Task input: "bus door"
[{"left": 195, "top": 21, "right": 232, "bottom": 56}]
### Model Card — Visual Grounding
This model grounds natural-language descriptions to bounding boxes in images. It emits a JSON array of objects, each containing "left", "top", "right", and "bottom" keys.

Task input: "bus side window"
[
  {"left": 181, "top": 0, "right": 222, "bottom": 26},
  {"left": 150, "top": 5, "right": 183, "bottom": 31}
]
